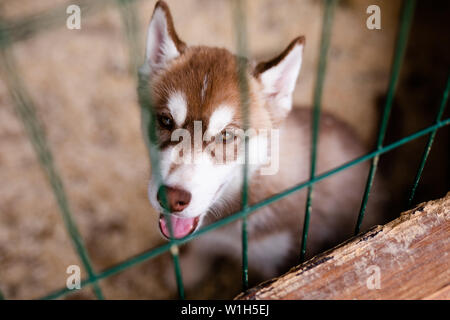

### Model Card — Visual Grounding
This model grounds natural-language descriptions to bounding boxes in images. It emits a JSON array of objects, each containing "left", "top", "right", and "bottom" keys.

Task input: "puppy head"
[{"left": 142, "top": 1, "right": 305, "bottom": 239}]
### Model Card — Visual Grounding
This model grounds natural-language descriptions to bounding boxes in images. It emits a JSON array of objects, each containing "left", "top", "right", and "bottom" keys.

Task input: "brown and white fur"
[{"left": 142, "top": 1, "right": 386, "bottom": 287}]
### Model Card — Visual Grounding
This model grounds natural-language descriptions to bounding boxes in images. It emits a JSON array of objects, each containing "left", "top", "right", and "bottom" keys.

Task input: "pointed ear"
[
  {"left": 253, "top": 36, "right": 305, "bottom": 121},
  {"left": 143, "top": 1, "right": 186, "bottom": 75}
]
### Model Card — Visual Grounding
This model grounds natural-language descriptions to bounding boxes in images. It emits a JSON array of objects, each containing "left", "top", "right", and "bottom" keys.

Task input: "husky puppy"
[{"left": 141, "top": 1, "right": 385, "bottom": 285}]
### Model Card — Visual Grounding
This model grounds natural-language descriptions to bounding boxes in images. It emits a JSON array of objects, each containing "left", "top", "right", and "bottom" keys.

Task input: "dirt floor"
[{"left": 0, "top": 0, "right": 448, "bottom": 299}]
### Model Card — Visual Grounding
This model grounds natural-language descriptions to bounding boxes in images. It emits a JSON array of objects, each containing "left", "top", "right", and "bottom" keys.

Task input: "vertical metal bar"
[
  {"left": 139, "top": 76, "right": 185, "bottom": 300},
  {"left": 300, "top": 0, "right": 337, "bottom": 262},
  {"left": 407, "top": 75, "right": 450, "bottom": 208},
  {"left": 355, "top": 0, "right": 416, "bottom": 235},
  {"left": 0, "top": 29, "right": 104, "bottom": 300},
  {"left": 117, "top": 0, "right": 142, "bottom": 74},
  {"left": 118, "top": 0, "right": 185, "bottom": 299},
  {"left": 138, "top": 65, "right": 185, "bottom": 301},
  {"left": 232, "top": 0, "right": 250, "bottom": 290}
]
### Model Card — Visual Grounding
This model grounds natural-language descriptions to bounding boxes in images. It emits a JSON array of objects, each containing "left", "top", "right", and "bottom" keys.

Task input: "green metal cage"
[{"left": 0, "top": 0, "right": 448, "bottom": 300}]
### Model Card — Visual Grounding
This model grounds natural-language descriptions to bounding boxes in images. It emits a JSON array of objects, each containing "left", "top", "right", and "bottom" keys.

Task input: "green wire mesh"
[
  {"left": 117, "top": 0, "right": 186, "bottom": 299},
  {"left": 0, "top": 26, "right": 104, "bottom": 300},
  {"left": 407, "top": 75, "right": 450, "bottom": 208},
  {"left": 300, "top": 0, "right": 337, "bottom": 263},
  {"left": 37, "top": 115, "right": 450, "bottom": 299},
  {"left": 232, "top": 0, "right": 251, "bottom": 291},
  {"left": 0, "top": 0, "right": 448, "bottom": 300},
  {"left": 355, "top": 0, "right": 416, "bottom": 235}
]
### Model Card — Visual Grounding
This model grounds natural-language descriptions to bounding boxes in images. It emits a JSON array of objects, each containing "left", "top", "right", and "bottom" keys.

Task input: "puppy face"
[{"left": 142, "top": 1, "right": 304, "bottom": 239}]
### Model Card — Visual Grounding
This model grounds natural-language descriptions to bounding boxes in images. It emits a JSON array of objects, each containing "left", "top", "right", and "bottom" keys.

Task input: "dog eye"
[
  {"left": 158, "top": 115, "right": 173, "bottom": 129},
  {"left": 221, "top": 130, "right": 235, "bottom": 144}
]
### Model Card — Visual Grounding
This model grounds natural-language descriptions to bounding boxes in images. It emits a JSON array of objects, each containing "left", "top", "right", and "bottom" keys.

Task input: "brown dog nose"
[{"left": 157, "top": 185, "right": 192, "bottom": 212}]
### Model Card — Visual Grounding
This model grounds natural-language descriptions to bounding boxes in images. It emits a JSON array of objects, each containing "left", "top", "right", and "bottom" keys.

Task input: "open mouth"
[{"left": 158, "top": 214, "right": 200, "bottom": 239}]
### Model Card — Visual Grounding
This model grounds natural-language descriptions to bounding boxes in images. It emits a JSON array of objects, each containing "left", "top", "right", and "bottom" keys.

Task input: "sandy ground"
[{"left": 0, "top": 0, "right": 448, "bottom": 299}]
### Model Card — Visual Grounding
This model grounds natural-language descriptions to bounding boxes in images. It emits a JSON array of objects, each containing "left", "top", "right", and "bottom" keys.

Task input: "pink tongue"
[{"left": 159, "top": 215, "right": 196, "bottom": 239}]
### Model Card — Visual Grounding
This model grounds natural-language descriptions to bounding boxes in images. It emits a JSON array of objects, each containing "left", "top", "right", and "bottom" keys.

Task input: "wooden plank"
[
  {"left": 236, "top": 192, "right": 450, "bottom": 300},
  {"left": 422, "top": 285, "right": 450, "bottom": 300}
]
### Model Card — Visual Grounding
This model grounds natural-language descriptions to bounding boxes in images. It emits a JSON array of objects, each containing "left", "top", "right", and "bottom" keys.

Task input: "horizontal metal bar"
[
  {"left": 40, "top": 117, "right": 450, "bottom": 300},
  {"left": 0, "top": 0, "right": 143, "bottom": 48}
]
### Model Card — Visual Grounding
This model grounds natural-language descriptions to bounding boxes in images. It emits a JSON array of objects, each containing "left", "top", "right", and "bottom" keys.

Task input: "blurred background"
[{"left": 0, "top": 0, "right": 448, "bottom": 299}]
